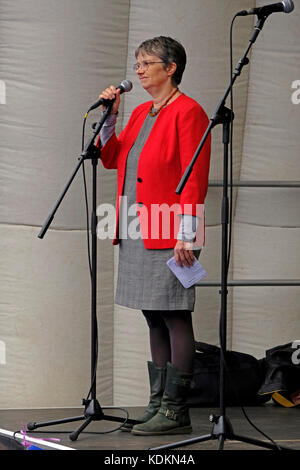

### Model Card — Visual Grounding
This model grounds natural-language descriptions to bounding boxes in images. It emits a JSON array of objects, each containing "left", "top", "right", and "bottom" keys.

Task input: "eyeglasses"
[{"left": 133, "top": 61, "right": 164, "bottom": 71}]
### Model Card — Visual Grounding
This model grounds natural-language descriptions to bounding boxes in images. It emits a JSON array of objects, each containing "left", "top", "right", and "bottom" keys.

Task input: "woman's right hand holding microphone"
[{"left": 99, "top": 85, "right": 121, "bottom": 115}]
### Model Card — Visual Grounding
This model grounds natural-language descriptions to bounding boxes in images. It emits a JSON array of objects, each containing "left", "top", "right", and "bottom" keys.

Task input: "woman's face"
[{"left": 135, "top": 51, "right": 176, "bottom": 93}]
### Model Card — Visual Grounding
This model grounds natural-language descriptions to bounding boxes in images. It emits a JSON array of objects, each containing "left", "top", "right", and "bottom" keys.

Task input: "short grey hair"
[{"left": 135, "top": 36, "right": 187, "bottom": 86}]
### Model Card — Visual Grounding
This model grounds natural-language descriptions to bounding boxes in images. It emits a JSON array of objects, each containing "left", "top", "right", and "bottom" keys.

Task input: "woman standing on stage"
[{"left": 98, "top": 36, "right": 211, "bottom": 435}]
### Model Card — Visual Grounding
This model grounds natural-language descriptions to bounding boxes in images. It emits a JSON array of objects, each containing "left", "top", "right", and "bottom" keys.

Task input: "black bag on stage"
[
  {"left": 258, "top": 342, "right": 300, "bottom": 408},
  {"left": 188, "top": 342, "right": 269, "bottom": 407}
]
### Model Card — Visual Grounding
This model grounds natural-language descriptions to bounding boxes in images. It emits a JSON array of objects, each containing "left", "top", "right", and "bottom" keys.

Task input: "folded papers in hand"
[{"left": 166, "top": 256, "right": 207, "bottom": 288}]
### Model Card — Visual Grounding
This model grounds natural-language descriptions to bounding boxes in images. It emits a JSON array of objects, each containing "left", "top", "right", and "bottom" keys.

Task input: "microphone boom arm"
[
  {"left": 38, "top": 101, "right": 113, "bottom": 239},
  {"left": 176, "top": 15, "right": 266, "bottom": 195}
]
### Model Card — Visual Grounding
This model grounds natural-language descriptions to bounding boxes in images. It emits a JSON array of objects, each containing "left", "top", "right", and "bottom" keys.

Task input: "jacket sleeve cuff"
[
  {"left": 177, "top": 214, "right": 202, "bottom": 248},
  {"left": 99, "top": 113, "right": 117, "bottom": 147}
]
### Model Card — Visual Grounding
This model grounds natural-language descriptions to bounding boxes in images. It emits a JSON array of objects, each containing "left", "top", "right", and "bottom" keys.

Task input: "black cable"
[
  {"left": 217, "top": 13, "right": 282, "bottom": 451},
  {"left": 81, "top": 102, "right": 119, "bottom": 408},
  {"left": 82, "top": 114, "right": 92, "bottom": 280},
  {"left": 226, "top": 14, "right": 235, "bottom": 277}
]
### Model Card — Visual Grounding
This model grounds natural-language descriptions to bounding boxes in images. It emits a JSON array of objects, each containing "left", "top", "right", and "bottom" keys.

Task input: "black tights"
[{"left": 142, "top": 310, "right": 195, "bottom": 373}]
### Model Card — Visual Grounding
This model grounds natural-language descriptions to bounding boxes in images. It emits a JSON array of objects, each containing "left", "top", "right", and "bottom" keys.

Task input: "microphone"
[
  {"left": 237, "top": 0, "right": 294, "bottom": 17},
  {"left": 87, "top": 79, "right": 133, "bottom": 112}
]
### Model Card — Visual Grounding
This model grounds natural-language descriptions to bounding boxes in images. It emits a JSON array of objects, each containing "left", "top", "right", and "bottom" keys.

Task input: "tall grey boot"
[
  {"left": 121, "top": 361, "right": 166, "bottom": 432},
  {"left": 131, "top": 362, "right": 193, "bottom": 435}
]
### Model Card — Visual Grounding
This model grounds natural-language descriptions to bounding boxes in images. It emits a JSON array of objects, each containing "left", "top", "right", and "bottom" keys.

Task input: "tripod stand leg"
[
  {"left": 69, "top": 416, "right": 93, "bottom": 441},
  {"left": 231, "top": 433, "right": 293, "bottom": 451},
  {"left": 217, "top": 434, "right": 225, "bottom": 450},
  {"left": 148, "top": 433, "right": 214, "bottom": 451},
  {"left": 27, "top": 414, "right": 86, "bottom": 431}
]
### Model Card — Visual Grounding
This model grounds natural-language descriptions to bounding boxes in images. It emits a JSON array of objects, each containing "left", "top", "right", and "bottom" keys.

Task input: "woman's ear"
[{"left": 167, "top": 62, "right": 177, "bottom": 79}]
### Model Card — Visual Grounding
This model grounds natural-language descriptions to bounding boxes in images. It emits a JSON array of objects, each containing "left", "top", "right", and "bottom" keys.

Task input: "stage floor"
[{"left": 0, "top": 403, "right": 299, "bottom": 451}]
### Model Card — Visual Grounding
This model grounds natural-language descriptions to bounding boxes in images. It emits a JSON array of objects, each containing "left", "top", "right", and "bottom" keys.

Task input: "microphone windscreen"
[
  {"left": 283, "top": 0, "right": 294, "bottom": 13},
  {"left": 120, "top": 79, "right": 133, "bottom": 93}
]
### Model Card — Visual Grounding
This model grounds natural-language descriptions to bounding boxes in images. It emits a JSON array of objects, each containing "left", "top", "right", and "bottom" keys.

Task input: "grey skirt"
[
  {"left": 114, "top": 110, "right": 200, "bottom": 311},
  {"left": 115, "top": 234, "right": 200, "bottom": 311}
]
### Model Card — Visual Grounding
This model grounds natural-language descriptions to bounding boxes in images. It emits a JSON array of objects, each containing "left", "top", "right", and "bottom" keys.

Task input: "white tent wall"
[
  {"left": 0, "top": 0, "right": 299, "bottom": 410},
  {"left": 0, "top": 0, "right": 131, "bottom": 408}
]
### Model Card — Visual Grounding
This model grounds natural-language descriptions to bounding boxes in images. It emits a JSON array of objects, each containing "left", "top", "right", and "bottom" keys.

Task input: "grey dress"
[{"left": 115, "top": 112, "right": 200, "bottom": 312}]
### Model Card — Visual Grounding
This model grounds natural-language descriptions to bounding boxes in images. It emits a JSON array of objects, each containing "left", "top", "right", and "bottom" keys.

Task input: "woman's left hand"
[{"left": 174, "top": 240, "right": 195, "bottom": 268}]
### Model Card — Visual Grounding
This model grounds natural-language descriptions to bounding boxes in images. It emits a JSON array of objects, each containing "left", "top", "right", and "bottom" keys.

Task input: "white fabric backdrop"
[
  {"left": 0, "top": 0, "right": 130, "bottom": 408},
  {"left": 0, "top": 0, "right": 299, "bottom": 409}
]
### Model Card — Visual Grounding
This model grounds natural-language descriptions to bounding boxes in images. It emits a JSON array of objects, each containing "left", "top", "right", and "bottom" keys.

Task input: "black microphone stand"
[
  {"left": 149, "top": 14, "right": 292, "bottom": 452},
  {"left": 27, "top": 101, "right": 140, "bottom": 441}
]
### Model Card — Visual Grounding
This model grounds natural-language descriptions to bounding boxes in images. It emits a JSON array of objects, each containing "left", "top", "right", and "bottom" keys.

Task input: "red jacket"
[{"left": 98, "top": 93, "right": 211, "bottom": 249}]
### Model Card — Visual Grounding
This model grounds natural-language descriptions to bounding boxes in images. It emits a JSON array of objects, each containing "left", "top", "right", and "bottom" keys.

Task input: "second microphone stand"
[{"left": 149, "top": 13, "right": 292, "bottom": 452}]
